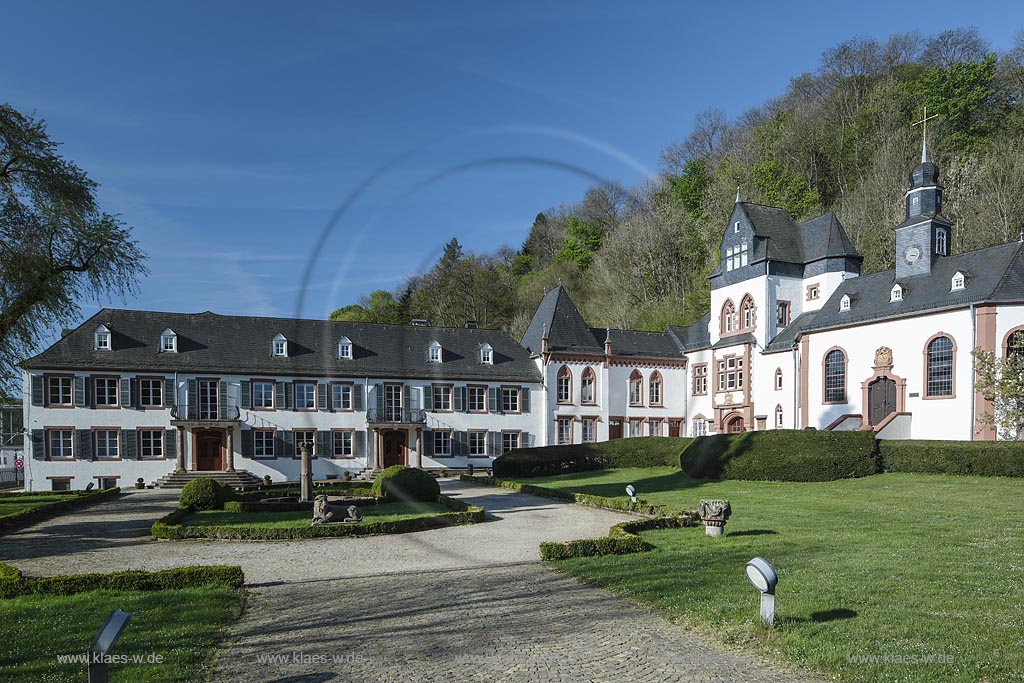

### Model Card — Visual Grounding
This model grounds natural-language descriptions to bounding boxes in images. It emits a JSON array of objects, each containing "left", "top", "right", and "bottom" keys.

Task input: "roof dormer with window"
[
  {"left": 428, "top": 340, "right": 442, "bottom": 363},
  {"left": 839, "top": 294, "right": 851, "bottom": 312},
  {"left": 890, "top": 284, "right": 903, "bottom": 303},
  {"left": 338, "top": 336, "right": 353, "bottom": 360},
  {"left": 272, "top": 333, "right": 288, "bottom": 357},
  {"left": 94, "top": 325, "right": 111, "bottom": 351},
  {"left": 479, "top": 343, "right": 493, "bottom": 365},
  {"left": 950, "top": 271, "right": 966, "bottom": 292},
  {"left": 160, "top": 328, "right": 177, "bottom": 353}
]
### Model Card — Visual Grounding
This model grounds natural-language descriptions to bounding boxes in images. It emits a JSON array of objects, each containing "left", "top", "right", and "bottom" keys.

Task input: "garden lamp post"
[{"left": 88, "top": 609, "right": 131, "bottom": 683}]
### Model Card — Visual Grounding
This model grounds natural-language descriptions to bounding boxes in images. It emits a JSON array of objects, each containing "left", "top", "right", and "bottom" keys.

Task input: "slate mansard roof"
[
  {"left": 521, "top": 286, "right": 685, "bottom": 360},
  {"left": 26, "top": 309, "right": 543, "bottom": 383}
]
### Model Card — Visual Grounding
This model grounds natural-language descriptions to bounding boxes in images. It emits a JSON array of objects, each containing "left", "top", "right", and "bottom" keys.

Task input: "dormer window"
[
  {"left": 936, "top": 228, "right": 948, "bottom": 256},
  {"left": 839, "top": 294, "right": 851, "bottom": 312},
  {"left": 428, "top": 341, "right": 442, "bottom": 363},
  {"left": 338, "top": 336, "right": 352, "bottom": 360},
  {"left": 160, "top": 328, "right": 177, "bottom": 353},
  {"left": 272, "top": 333, "right": 288, "bottom": 357},
  {"left": 951, "top": 271, "right": 965, "bottom": 292},
  {"left": 890, "top": 284, "right": 903, "bottom": 302},
  {"left": 725, "top": 241, "right": 748, "bottom": 272},
  {"left": 94, "top": 325, "right": 111, "bottom": 351},
  {"left": 734, "top": 221, "right": 740, "bottom": 233},
  {"left": 479, "top": 343, "right": 493, "bottom": 365}
]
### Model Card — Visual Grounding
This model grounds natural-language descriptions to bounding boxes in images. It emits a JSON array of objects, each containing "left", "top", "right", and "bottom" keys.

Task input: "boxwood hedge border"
[
  {"left": 153, "top": 495, "right": 484, "bottom": 540},
  {"left": 0, "top": 561, "right": 244, "bottom": 599},
  {"left": 0, "top": 488, "right": 121, "bottom": 534},
  {"left": 539, "top": 515, "right": 698, "bottom": 561}
]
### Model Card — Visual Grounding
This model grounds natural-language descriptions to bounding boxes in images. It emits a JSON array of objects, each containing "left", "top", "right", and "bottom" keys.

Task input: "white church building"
[{"left": 19, "top": 148, "right": 1024, "bottom": 490}]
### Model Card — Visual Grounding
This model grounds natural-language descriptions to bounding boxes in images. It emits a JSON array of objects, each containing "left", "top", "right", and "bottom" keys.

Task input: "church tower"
[{"left": 894, "top": 140, "right": 953, "bottom": 279}]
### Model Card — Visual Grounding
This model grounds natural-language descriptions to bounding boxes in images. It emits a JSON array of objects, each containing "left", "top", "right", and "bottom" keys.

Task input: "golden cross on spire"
[{"left": 912, "top": 106, "right": 939, "bottom": 162}]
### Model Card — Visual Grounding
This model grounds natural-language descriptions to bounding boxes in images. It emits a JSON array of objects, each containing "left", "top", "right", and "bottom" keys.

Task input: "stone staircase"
[{"left": 153, "top": 469, "right": 264, "bottom": 489}]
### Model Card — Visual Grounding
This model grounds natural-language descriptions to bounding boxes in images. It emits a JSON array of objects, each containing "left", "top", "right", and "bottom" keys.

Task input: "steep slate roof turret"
[{"left": 521, "top": 286, "right": 603, "bottom": 355}]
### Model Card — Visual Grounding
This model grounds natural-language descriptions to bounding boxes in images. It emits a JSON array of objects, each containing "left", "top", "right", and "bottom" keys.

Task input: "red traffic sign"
[{"left": 13, "top": 458, "right": 24, "bottom": 470}]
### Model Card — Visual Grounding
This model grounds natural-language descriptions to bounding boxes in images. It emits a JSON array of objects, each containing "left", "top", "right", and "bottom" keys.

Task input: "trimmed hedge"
[
  {"left": 371, "top": 466, "right": 440, "bottom": 502},
  {"left": 234, "top": 485, "right": 374, "bottom": 500},
  {"left": 222, "top": 496, "right": 378, "bottom": 513},
  {"left": 681, "top": 430, "right": 879, "bottom": 481},
  {"left": 492, "top": 437, "right": 694, "bottom": 478},
  {"left": 879, "top": 439, "right": 1024, "bottom": 477},
  {"left": 179, "top": 477, "right": 227, "bottom": 510},
  {"left": 0, "top": 488, "right": 120, "bottom": 533},
  {"left": 540, "top": 515, "right": 697, "bottom": 560},
  {"left": 152, "top": 495, "right": 483, "bottom": 540},
  {"left": 462, "top": 475, "right": 668, "bottom": 515},
  {"left": 0, "top": 562, "right": 244, "bottom": 599}
]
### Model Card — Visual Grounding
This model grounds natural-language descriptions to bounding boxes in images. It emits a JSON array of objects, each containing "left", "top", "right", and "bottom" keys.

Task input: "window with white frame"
[
  {"left": 501, "top": 431, "right": 520, "bottom": 453},
  {"left": 94, "top": 378, "right": 118, "bottom": 407},
  {"left": 331, "top": 384, "right": 351, "bottom": 411},
  {"left": 649, "top": 372, "right": 662, "bottom": 406},
  {"left": 824, "top": 349, "right": 847, "bottom": 403},
  {"left": 479, "top": 344, "right": 493, "bottom": 365},
  {"left": 272, "top": 334, "right": 288, "bottom": 357},
  {"left": 94, "top": 430, "right": 119, "bottom": 459},
  {"left": 840, "top": 294, "right": 851, "bottom": 311},
  {"left": 692, "top": 364, "right": 707, "bottom": 395},
  {"left": 433, "top": 430, "right": 452, "bottom": 456},
  {"left": 332, "top": 431, "right": 353, "bottom": 457},
  {"left": 338, "top": 337, "right": 353, "bottom": 360},
  {"left": 693, "top": 418, "right": 707, "bottom": 436},
  {"left": 468, "top": 431, "right": 487, "bottom": 456},
  {"left": 293, "top": 429, "right": 316, "bottom": 457},
  {"left": 95, "top": 325, "right": 111, "bottom": 351},
  {"left": 557, "top": 366, "right": 572, "bottom": 403},
  {"left": 501, "top": 387, "right": 520, "bottom": 413},
  {"left": 581, "top": 418, "right": 596, "bottom": 443},
  {"left": 647, "top": 419, "right": 662, "bottom": 436},
  {"left": 629, "top": 419, "right": 642, "bottom": 438},
  {"left": 160, "top": 329, "right": 177, "bottom": 353},
  {"left": 890, "top": 284, "right": 903, "bottom": 302},
  {"left": 936, "top": 228, "right": 948, "bottom": 255},
  {"left": 628, "top": 370, "right": 643, "bottom": 406},
  {"left": 294, "top": 383, "right": 316, "bottom": 410},
  {"left": 557, "top": 418, "right": 572, "bottom": 445},
  {"left": 47, "top": 429, "right": 73, "bottom": 459},
  {"left": 254, "top": 430, "right": 275, "bottom": 458},
  {"left": 468, "top": 386, "right": 486, "bottom": 412},
  {"left": 775, "top": 405, "right": 784, "bottom": 428},
  {"left": 140, "top": 378, "right": 164, "bottom": 407},
  {"left": 774, "top": 368, "right": 783, "bottom": 391},
  {"left": 581, "top": 367, "right": 595, "bottom": 404},
  {"left": 253, "top": 381, "right": 274, "bottom": 409},
  {"left": 47, "top": 377, "right": 73, "bottom": 406},
  {"left": 951, "top": 272, "right": 965, "bottom": 291},
  {"left": 726, "top": 241, "right": 748, "bottom": 271},
  {"left": 428, "top": 341, "right": 442, "bottom": 363},
  {"left": 432, "top": 385, "right": 452, "bottom": 411},
  {"left": 717, "top": 357, "right": 744, "bottom": 391},
  {"left": 139, "top": 429, "right": 164, "bottom": 458}
]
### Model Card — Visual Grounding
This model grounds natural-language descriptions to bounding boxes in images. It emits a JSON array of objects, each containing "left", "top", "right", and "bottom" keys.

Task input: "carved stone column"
[
  {"left": 225, "top": 428, "right": 235, "bottom": 472},
  {"left": 415, "top": 428, "right": 422, "bottom": 468},
  {"left": 176, "top": 427, "right": 186, "bottom": 472}
]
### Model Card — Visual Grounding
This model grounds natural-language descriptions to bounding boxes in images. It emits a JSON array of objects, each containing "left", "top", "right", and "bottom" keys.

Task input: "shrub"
[
  {"left": 179, "top": 478, "right": 227, "bottom": 510},
  {"left": 539, "top": 516, "right": 697, "bottom": 560},
  {"left": 681, "top": 430, "right": 879, "bottom": 481},
  {"left": 371, "top": 466, "right": 440, "bottom": 502},
  {"left": 493, "top": 437, "right": 693, "bottom": 478},
  {"left": 879, "top": 440, "right": 1024, "bottom": 477},
  {"left": 0, "top": 562, "right": 243, "bottom": 599}
]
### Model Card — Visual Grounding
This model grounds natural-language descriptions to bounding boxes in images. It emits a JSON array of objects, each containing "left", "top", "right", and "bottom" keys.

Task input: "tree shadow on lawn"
[
  {"left": 786, "top": 608, "right": 858, "bottom": 624},
  {"left": 268, "top": 675, "right": 336, "bottom": 683},
  {"left": 726, "top": 529, "right": 778, "bottom": 537},
  {"left": 531, "top": 471, "right": 724, "bottom": 499}
]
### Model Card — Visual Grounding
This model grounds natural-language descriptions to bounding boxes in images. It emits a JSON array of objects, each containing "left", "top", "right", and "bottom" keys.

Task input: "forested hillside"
[{"left": 330, "top": 27, "right": 1024, "bottom": 338}]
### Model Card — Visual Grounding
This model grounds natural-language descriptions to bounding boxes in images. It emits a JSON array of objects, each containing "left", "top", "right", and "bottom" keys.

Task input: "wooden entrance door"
[
  {"left": 726, "top": 415, "right": 745, "bottom": 433},
  {"left": 608, "top": 419, "right": 623, "bottom": 440},
  {"left": 195, "top": 430, "right": 223, "bottom": 471},
  {"left": 868, "top": 377, "right": 897, "bottom": 426},
  {"left": 668, "top": 421, "right": 680, "bottom": 438},
  {"left": 382, "top": 430, "right": 405, "bottom": 468}
]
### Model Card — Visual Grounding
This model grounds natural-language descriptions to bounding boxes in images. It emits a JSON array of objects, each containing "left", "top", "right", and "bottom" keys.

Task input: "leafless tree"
[{"left": 922, "top": 27, "right": 990, "bottom": 68}]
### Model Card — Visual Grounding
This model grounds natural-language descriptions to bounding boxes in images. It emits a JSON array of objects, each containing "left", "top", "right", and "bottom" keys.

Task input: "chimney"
[{"left": 464, "top": 320, "right": 478, "bottom": 329}]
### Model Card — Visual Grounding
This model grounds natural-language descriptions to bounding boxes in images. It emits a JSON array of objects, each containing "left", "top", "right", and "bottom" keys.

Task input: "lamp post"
[
  {"left": 625, "top": 484, "right": 637, "bottom": 503},
  {"left": 744, "top": 557, "right": 778, "bottom": 626},
  {"left": 88, "top": 609, "right": 131, "bottom": 683}
]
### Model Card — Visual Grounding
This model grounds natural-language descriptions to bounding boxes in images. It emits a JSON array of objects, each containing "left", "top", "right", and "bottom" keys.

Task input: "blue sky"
[{"left": 2, "top": 1, "right": 1019, "bottom": 329}]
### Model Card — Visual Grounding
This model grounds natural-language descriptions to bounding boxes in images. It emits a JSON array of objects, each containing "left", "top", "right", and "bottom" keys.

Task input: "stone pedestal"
[{"left": 699, "top": 499, "right": 731, "bottom": 537}]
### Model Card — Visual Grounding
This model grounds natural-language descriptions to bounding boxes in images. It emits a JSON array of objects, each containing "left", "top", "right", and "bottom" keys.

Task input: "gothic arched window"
[
  {"left": 556, "top": 365, "right": 572, "bottom": 404},
  {"left": 581, "top": 367, "right": 596, "bottom": 404},
  {"left": 926, "top": 335, "right": 955, "bottom": 397}
]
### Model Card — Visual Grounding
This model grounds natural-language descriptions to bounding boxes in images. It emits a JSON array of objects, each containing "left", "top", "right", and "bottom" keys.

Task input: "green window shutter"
[
  {"left": 121, "top": 429, "right": 137, "bottom": 459},
  {"left": 186, "top": 380, "right": 198, "bottom": 419},
  {"left": 520, "top": 387, "right": 530, "bottom": 413},
  {"left": 374, "top": 384, "right": 384, "bottom": 417},
  {"left": 165, "top": 429, "right": 177, "bottom": 459},
  {"left": 454, "top": 431, "right": 466, "bottom": 456},
  {"left": 423, "top": 385, "right": 433, "bottom": 411},
  {"left": 76, "top": 429, "right": 92, "bottom": 460},
  {"left": 488, "top": 387, "right": 498, "bottom": 413},
  {"left": 240, "top": 381, "right": 251, "bottom": 410},
  {"left": 403, "top": 386, "right": 412, "bottom": 416},
  {"left": 274, "top": 382, "right": 285, "bottom": 410},
  {"left": 316, "top": 430, "right": 329, "bottom": 457},
  {"left": 282, "top": 430, "right": 295, "bottom": 457},
  {"left": 119, "top": 377, "right": 131, "bottom": 408},
  {"left": 74, "top": 377, "right": 86, "bottom": 407},
  {"left": 31, "top": 376, "right": 44, "bottom": 406},
  {"left": 354, "top": 431, "right": 366, "bottom": 457},
  {"left": 353, "top": 384, "right": 365, "bottom": 412},
  {"left": 218, "top": 381, "right": 228, "bottom": 418},
  {"left": 240, "top": 429, "right": 252, "bottom": 458},
  {"left": 164, "top": 378, "right": 175, "bottom": 408},
  {"left": 522, "top": 432, "right": 532, "bottom": 448},
  {"left": 488, "top": 431, "right": 500, "bottom": 456},
  {"left": 423, "top": 431, "right": 434, "bottom": 457},
  {"left": 31, "top": 430, "right": 44, "bottom": 460},
  {"left": 317, "top": 383, "right": 328, "bottom": 412},
  {"left": 284, "top": 383, "right": 294, "bottom": 411},
  {"left": 454, "top": 386, "right": 466, "bottom": 412},
  {"left": 273, "top": 430, "right": 286, "bottom": 459}
]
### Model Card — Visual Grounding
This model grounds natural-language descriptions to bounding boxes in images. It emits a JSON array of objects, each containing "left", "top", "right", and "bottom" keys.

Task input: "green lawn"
[
  {"left": 0, "top": 586, "right": 243, "bottom": 682},
  {"left": 0, "top": 493, "right": 80, "bottom": 517},
  {"left": 516, "top": 469, "right": 1024, "bottom": 682},
  {"left": 186, "top": 501, "right": 449, "bottom": 528}
]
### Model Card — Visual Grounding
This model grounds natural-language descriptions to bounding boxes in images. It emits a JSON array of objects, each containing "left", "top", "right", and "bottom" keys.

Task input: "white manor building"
[{"left": 20, "top": 149, "right": 1024, "bottom": 490}]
